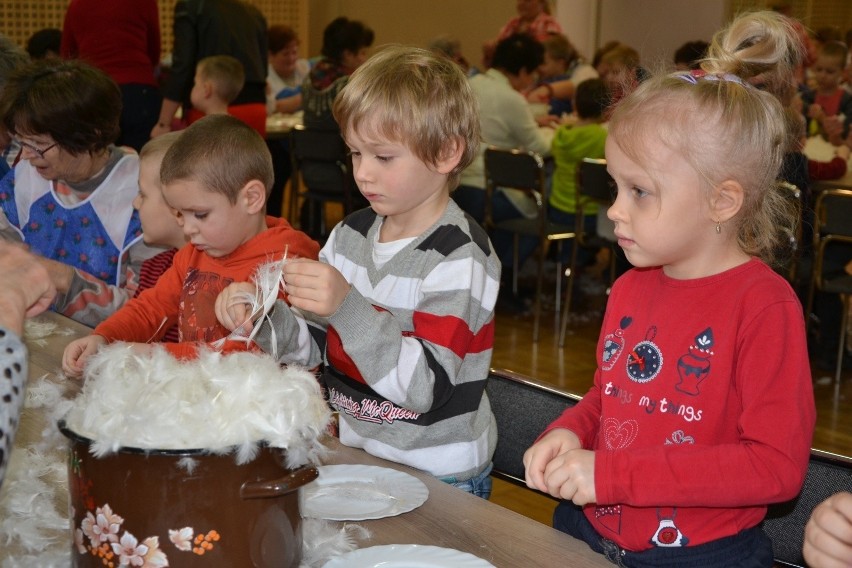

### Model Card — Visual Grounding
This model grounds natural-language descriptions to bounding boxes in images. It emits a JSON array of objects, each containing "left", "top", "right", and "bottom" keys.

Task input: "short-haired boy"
[
  {"left": 131, "top": 131, "right": 186, "bottom": 342},
  {"left": 191, "top": 55, "right": 246, "bottom": 116},
  {"left": 803, "top": 40, "right": 852, "bottom": 145},
  {"left": 548, "top": 78, "right": 609, "bottom": 234},
  {"left": 62, "top": 114, "right": 319, "bottom": 376},
  {"left": 216, "top": 47, "right": 500, "bottom": 497}
]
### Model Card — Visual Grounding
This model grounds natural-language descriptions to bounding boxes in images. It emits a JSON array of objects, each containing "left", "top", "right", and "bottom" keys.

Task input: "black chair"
[
  {"left": 485, "top": 368, "right": 581, "bottom": 486},
  {"left": 484, "top": 147, "right": 577, "bottom": 342},
  {"left": 763, "top": 448, "right": 852, "bottom": 567},
  {"left": 288, "top": 125, "right": 358, "bottom": 241},
  {"left": 804, "top": 188, "right": 852, "bottom": 387},
  {"left": 558, "top": 157, "right": 616, "bottom": 347}
]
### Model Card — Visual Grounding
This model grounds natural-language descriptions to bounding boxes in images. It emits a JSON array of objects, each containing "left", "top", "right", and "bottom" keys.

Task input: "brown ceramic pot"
[{"left": 60, "top": 421, "right": 318, "bottom": 568}]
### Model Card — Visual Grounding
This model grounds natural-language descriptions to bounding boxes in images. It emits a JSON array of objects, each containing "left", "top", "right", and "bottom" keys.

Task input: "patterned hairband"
[{"left": 672, "top": 69, "right": 752, "bottom": 88}]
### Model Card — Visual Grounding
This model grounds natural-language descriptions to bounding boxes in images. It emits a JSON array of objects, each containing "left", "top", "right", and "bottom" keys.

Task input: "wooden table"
[
  {"left": 266, "top": 112, "right": 303, "bottom": 140},
  {"left": 1, "top": 312, "right": 610, "bottom": 567},
  {"left": 323, "top": 439, "right": 609, "bottom": 567}
]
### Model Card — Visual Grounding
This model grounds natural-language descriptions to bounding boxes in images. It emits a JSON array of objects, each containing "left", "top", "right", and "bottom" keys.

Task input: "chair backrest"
[
  {"left": 484, "top": 147, "right": 545, "bottom": 195},
  {"left": 289, "top": 124, "right": 353, "bottom": 200},
  {"left": 576, "top": 157, "right": 615, "bottom": 243},
  {"left": 763, "top": 449, "right": 852, "bottom": 567},
  {"left": 485, "top": 368, "right": 581, "bottom": 485}
]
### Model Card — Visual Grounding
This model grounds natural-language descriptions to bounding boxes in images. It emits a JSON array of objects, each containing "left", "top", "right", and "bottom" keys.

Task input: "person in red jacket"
[
  {"left": 61, "top": 0, "right": 162, "bottom": 151},
  {"left": 62, "top": 115, "right": 318, "bottom": 374},
  {"left": 523, "top": 11, "right": 815, "bottom": 566}
]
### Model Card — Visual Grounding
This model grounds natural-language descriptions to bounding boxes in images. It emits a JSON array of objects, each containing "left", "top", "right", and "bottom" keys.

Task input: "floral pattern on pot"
[{"left": 73, "top": 503, "right": 220, "bottom": 566}]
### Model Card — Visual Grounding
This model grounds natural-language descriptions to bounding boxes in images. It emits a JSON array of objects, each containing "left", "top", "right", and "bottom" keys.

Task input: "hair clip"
[{"left": 672, "top": 69, "right": 751, "bottom": 88}]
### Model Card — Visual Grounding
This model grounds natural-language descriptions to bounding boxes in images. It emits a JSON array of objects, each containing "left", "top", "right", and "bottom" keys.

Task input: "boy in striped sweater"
[{"left": 216, "top": 46, "right": 501, "bottom": 497}]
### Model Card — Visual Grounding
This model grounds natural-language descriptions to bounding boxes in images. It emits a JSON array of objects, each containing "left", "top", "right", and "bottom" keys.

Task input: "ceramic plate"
[
  {"left": 300, "top": 464, "right": 429, "bottom": 521},
  {"left": 322, "top": 544, "right": 495, "bottom": 567}
]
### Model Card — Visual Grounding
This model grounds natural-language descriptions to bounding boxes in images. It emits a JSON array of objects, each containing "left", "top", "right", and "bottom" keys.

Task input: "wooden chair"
[
  {"left": 484, "top": 147, "right": 576, "bottom": 342},
  {"left": 288, "top": 125, "right": 357, "bottom": 241},
  {"left": 804, "top": 188, "right": 852, "bottom": 387},
  {"left": 559, "top": 157, "right": 616, "bottom": 347},
  {"left": 763, "top": 448, "right": 852, "bottom": 567},
  {"left": 485, "top": 368, "right": 580, "bottom": 486}
]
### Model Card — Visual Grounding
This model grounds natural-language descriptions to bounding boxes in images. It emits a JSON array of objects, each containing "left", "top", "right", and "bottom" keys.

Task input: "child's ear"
[
  {"left": 711, "top": 179, "right": 744, "bottom": 224},
  {"left": 434, "top": 136, "right": 465, "bottom": 174},
  {"left": 240, "top": 179, "right": 268, "bottom": 214}
]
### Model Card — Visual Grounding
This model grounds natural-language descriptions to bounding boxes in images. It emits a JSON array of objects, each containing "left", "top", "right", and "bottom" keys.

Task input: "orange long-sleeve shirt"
[{"left": 94, "top": 216, "right": 319, "bottom": 359}]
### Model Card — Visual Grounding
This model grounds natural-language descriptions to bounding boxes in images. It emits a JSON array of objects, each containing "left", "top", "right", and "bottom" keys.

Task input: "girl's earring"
[{"left": 715, "top": 220, "right": 722, "bottom": 234}]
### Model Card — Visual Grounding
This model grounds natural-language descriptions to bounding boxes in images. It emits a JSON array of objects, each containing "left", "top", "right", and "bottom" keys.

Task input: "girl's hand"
[
  {"left": 214, "top": 282, "right": 259, "bottom": 332},
  {"left": 282, "top": 259, "right": 350, "bottom": 317},
  {"left": 523, "top": 428, "right": 582, "bottom": 493},
  {"left": 541, "top": 448, "right": 596, "bottom": 505}
]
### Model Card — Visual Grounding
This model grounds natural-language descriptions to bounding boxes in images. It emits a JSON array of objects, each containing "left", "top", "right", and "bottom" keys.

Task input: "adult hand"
[
  {"left": 35, "top": 255, "right": 75, "bottom": 294},
  {"left": 804, "top": 491, "right": 852, "bottom": 568},
  {"left": 282, "top": 258, "right": 350, "bottom": 317},
  {"left": 0, "top": 242, "right": 56, "bottom": 334}
]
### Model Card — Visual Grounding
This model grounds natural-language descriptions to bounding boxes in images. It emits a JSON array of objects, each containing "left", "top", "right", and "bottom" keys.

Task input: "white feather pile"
[
  {"left": 63, "top": 343, "right": 330, "bottom": 467},
  {"left": 0, "top": 377, "right": 73, "bottom": 565}
]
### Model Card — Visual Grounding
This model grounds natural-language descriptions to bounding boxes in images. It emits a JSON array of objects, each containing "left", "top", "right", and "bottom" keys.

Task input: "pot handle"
[{"left": 240, "top": 465, "right": 319, "bottom": 499}]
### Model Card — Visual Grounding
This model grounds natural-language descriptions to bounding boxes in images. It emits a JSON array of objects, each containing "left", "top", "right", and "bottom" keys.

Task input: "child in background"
[
  {"left": 548, "top": 77, "right": 609, "bottom": 261},
  {"left": 536, "top": 34, "right": 598, "bottom": 121},
  {"left": 62, "top": 114, "right": 319, "bottom": 375},
  {"left": 803, "top": 40, "right": 852, "bottom": 145},
  {"left": 524, "top": 11, "right": 815, "bottom": 565},
  {"left": 190, "top": 55, "right": 245, "bottom": 117},
  {"left": 784, "top": 106, "right": 850, "bottom": 182},
  {"left": 132, "top": 131, "right": 186, "bottom": 342},
  {"left": 215, "top": 46, "right": 500, "bottom": 498}
]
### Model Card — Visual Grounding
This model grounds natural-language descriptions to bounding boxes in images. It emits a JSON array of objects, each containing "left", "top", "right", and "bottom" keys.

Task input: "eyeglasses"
[{"left": 14, "top": 137, "right": 58, "bottom": 160}]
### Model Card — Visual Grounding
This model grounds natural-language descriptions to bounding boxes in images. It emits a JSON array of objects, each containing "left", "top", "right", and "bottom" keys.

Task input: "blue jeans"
[
  {"left": 553, "top": 501, "right": 773, "bottom": 567},
  {"left": 439, "top": 462, "right": 493, "bottom": 500}
]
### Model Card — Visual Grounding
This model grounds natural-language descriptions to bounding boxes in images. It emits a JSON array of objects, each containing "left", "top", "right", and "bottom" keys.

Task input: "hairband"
[{"left": 672, "top": 69, "right": 751, "bottom": 88}]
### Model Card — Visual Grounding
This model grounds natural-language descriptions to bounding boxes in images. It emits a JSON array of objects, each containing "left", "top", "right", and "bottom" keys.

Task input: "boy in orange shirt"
[{"left": 62, "top": 114, "right": 318, "bottom": 375}]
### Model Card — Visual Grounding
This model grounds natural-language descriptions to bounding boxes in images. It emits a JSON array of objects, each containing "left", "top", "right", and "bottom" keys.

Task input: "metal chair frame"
[
  {"left": 804, "top": 188, "right": 852, "bottom": 389},
  {"left": 558, "top": 157, "right": 616, "bottom": 347},
  {"left": 483, "top": 147, "right": 576, "bottom": 342}
]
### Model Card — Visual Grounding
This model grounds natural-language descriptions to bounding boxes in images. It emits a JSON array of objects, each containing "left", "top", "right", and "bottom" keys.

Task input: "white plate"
[
  {"left": 322, "top": 544, "right": 495, "bottom": 567},
  {"left": 300, "top": 464, "right": 429, "bottom": 521}
]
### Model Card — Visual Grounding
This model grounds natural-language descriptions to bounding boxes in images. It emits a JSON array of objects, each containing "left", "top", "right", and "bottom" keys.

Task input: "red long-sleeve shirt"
[{"left": 541, "top": 259, "right": 815, "bottom": 551}]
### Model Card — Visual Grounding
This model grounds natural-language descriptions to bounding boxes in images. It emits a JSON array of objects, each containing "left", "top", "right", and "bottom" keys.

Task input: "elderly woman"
[{"left": 0, "top": 59, "right": 158, "bottom": 327}]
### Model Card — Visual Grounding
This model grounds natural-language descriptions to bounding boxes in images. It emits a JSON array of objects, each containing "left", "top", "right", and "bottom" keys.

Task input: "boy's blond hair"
[
  {"left": 197, "top": 55, "right": 245, "bottom": 105},
  {"left": 160, "top": 114, "right": 273, "bottom": 203},
  {"left": 332, "top": 45, "right": 480, "bottom": 190},
  {"left": 139, "top": 130, "right": 182, "bottom": 162}
]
